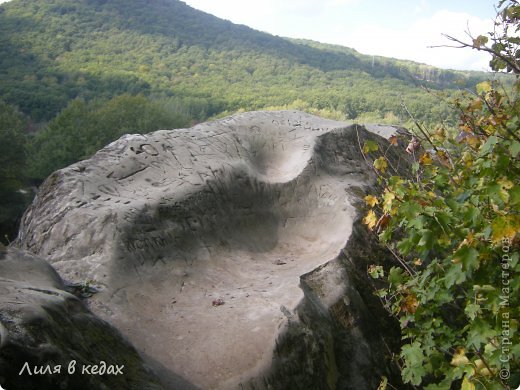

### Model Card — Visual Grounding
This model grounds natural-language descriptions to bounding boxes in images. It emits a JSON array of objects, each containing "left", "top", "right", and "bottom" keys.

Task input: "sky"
[
  {"left": 181, "top": 0, "right": 498, "bottom": 71},
  {"left": 0, "top": 0, "right": 498, "bottom": 71}
]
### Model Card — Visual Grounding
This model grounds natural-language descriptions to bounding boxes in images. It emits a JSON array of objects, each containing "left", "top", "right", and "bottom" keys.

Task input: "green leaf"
[
  {"left": 397, "top": 236, "right": 416, "bottom": 255},
  {"left": 401, "top": 342, "right": 424, "bottom": 366},
  {"left": 407, "top": 216, "right": 424, "bottom": 230},
  {"left": 473, "top": 36, "right": 489, "bottom": 49},
  {"left": 443, "top": 263, "right": 466, "bottom": 287},
  {"left": 418, "top": 229, "right": 435, "bottom": 250},
  {"left": 363, "top": 140, "right": 379, "bottom": 154},
  {"left": 453, "top": 246, "right": 479, "bottom": 271},
  {"left": 479, "top": 135, "right": 498, "bottom": 156},
  {"left": 464, "top": 303, "right": 480, "bottom": 320},
  {"left": 472, "top": 284, "right": 495, "bottom": 292},
  {"left": 445, "top": 196, "right": 460, "bottom": 209},
  {"left": 466, "top": 318, "right": 498, "bottom": 349},
  {"left": 510, "top": 141, "right": 520, "bottom": 158},
  {"left": 424, "top": 378, "right": 457, "bottom": 390},
  {"left": 455, "top": 191, "right": 471, "bottom": 202},
  {"left": 412, "top": 161, "right": 420, "bottom": 174},
  {"left": 401, "top": 342, "right": 426, "bottom": 385},
  {"left": 400, "top": 201, "right": 422, "bottom": 220},
  {"left": 509, "top": 185, "right": 520, "bottom": 206},
  {"left": 378, "top": 227, "right": 393, "bottom": 242},
  {"left": 368, "top": 264, "right": 384, "bottom": 279},
  {"left": 463, "top": 207, "right": 480, "bottom": 226},
  {"left": 388, "top": 266, "right": 405, "bottom": 285},
  {"left": 434, "top": 211, "right": 452, "bottom": 232}
]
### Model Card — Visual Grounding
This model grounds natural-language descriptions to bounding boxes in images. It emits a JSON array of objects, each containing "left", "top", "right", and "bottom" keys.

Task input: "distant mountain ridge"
[{"left": 0, "top": 0, "right": 490, "bottom": 123}]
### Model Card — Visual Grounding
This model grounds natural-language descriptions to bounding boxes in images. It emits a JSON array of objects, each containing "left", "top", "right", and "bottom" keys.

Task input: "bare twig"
[
  {"left": 384, "top": 242, "right": 417, "bottom": 277},
  {"left": 401, "top": 99, "right": 441, "bottom": 154},
  {"left": 431, "top": 33, "right": 520, "bottom": 74}
]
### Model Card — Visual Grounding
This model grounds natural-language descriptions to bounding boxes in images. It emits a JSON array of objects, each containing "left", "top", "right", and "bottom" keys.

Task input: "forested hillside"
[
  {"left": 1, "top": 0, "right": 490, "bottom": 124},
  {"left": 0, "top": 0, "right": 499, "bottom": 241}
]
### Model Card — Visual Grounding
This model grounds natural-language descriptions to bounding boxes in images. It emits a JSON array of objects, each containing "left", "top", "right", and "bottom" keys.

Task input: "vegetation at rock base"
[
  {"left": 0, "top": 101, "right": 30, "bottom": 242},
  {"left": 364, "top": 1, "right": 519, "bottom": 388}
]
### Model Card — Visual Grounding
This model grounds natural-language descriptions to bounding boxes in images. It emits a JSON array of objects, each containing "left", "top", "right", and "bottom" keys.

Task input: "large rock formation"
[
  {"left": 14, "top": 111, "right": 409, "bottom": 389},
  {"left": 0, "top": 245, "right": 165, "bottom": 390}
]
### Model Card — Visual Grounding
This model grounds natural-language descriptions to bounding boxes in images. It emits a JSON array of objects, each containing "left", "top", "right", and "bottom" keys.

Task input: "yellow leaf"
[
  {"left": 436, "top": 150, "right": 451, "bottom": 167},
  {"left": 451, "top": 348, "right": 470, "bottom": 367},
  {"left": 492, "top": 177, "right": 511, "bottom": 203},
  {"left": 491, "top": 215, "right": 520, "bottom": 244},
  {"left": 499, "top": 188, "right": 510, "bottom": 204},
  {"left": 461, "top": 376, "right": 475, "bottom": 390},
  {"left": 388, "top": 135, "right": 398, "bottom": 146},
  {"left": 419, "top": 152, "right": 433, "bottom": 165},
  {"left": 382, "top": 190, "right": 395, "bottom": 213},
  {"left": 377, "top": 376, "right": 388, "bottom": 390},
  {"left": 438, "top": 235, "right": 451, "bottom": 246},
  {"left": 498, "top": 177, "right": 513, "bottom": 190},
  {"left": 432, "top": 127, "right": 446, "bottom": 142},
  {"left": 474, "top": 359, "right": 485, "bottom": 370},
  {"left": 400, "top": 293, "right": 419, "bottom": 314},
  {"left": 462, "top": 151, "right": 473, "bottom": 167},
  {"left": 461, "top": 231, "right": 475, "bottom": 247},
  {"left": 476, "top": 80, "right": 492, "bottom": 94},
  {"left": 466, "top": 135, "right": 481, "bottom": 148},
  {"left": 364, "top": 194, "right": 379, "bottom": 207},
  {"left": 363, "top": 210, "right": 378, "bottom": 230},
  {"left": 470, "top": 98, "right": 483, "bottom": 111},
  {"left": 374, "top": 157, "right": 388, "bottom": 173}
]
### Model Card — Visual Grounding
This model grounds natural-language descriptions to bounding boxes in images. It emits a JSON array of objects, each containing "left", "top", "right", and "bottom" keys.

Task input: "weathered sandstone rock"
[
  {"left": 14, "top": 111, "right": 409, "bottom": 389},
  {"left": 0, "top": 245, "right": 164, "bottom": 389}
]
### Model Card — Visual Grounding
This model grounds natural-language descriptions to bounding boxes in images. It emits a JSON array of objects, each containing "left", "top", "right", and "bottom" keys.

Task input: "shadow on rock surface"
[{"left": 0, "top": 247, "right": 197, "bottom": 390}]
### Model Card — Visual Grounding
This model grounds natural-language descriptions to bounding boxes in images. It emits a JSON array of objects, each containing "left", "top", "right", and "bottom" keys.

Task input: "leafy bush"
[{"left": 363, "top": 1, "right": 519, "bottom": 388}]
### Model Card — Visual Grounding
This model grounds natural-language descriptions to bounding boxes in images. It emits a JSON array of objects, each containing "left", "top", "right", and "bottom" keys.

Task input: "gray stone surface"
[
  {"left": 0, "top": 246, "right": 165, "bottom": 390},
  {"left": 15, "top": 111, "right": 407, "bottom": 389}
]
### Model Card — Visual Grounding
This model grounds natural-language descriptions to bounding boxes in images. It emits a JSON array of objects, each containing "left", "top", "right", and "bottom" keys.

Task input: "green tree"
[
  {"left": 0, "top": 0, "right": 492, "bottom": 127},
  {"left": 27, "top": 94, "right": 190, "bottom": 180},
  {"left": 0, "top": 101, "right": 29, "bottom": 243},
  {"left": 363, "top": 1, "right": 519, "bottom": 388}
]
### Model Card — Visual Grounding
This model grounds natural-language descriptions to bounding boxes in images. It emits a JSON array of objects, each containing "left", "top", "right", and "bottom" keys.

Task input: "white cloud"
[
  {"left": 184, "top": 1, "right": 494, "bottom": 70},
  {"left": 185, "top": 0, "right": 274, "bottom": 22},
  {"left": 184, "top": 0, "right": 356, "bottom": 26},
  {"left": 338, "top": 10, "right": 493, "bottom": 70},
  {"left": 412, "top": 0, "right": 431, "bottom": 15}
]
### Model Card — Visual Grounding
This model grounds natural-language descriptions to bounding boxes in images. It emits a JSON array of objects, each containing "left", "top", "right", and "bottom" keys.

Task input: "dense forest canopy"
[{"left": 0, "top": 0, "right": 494, "bottom": 123}]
